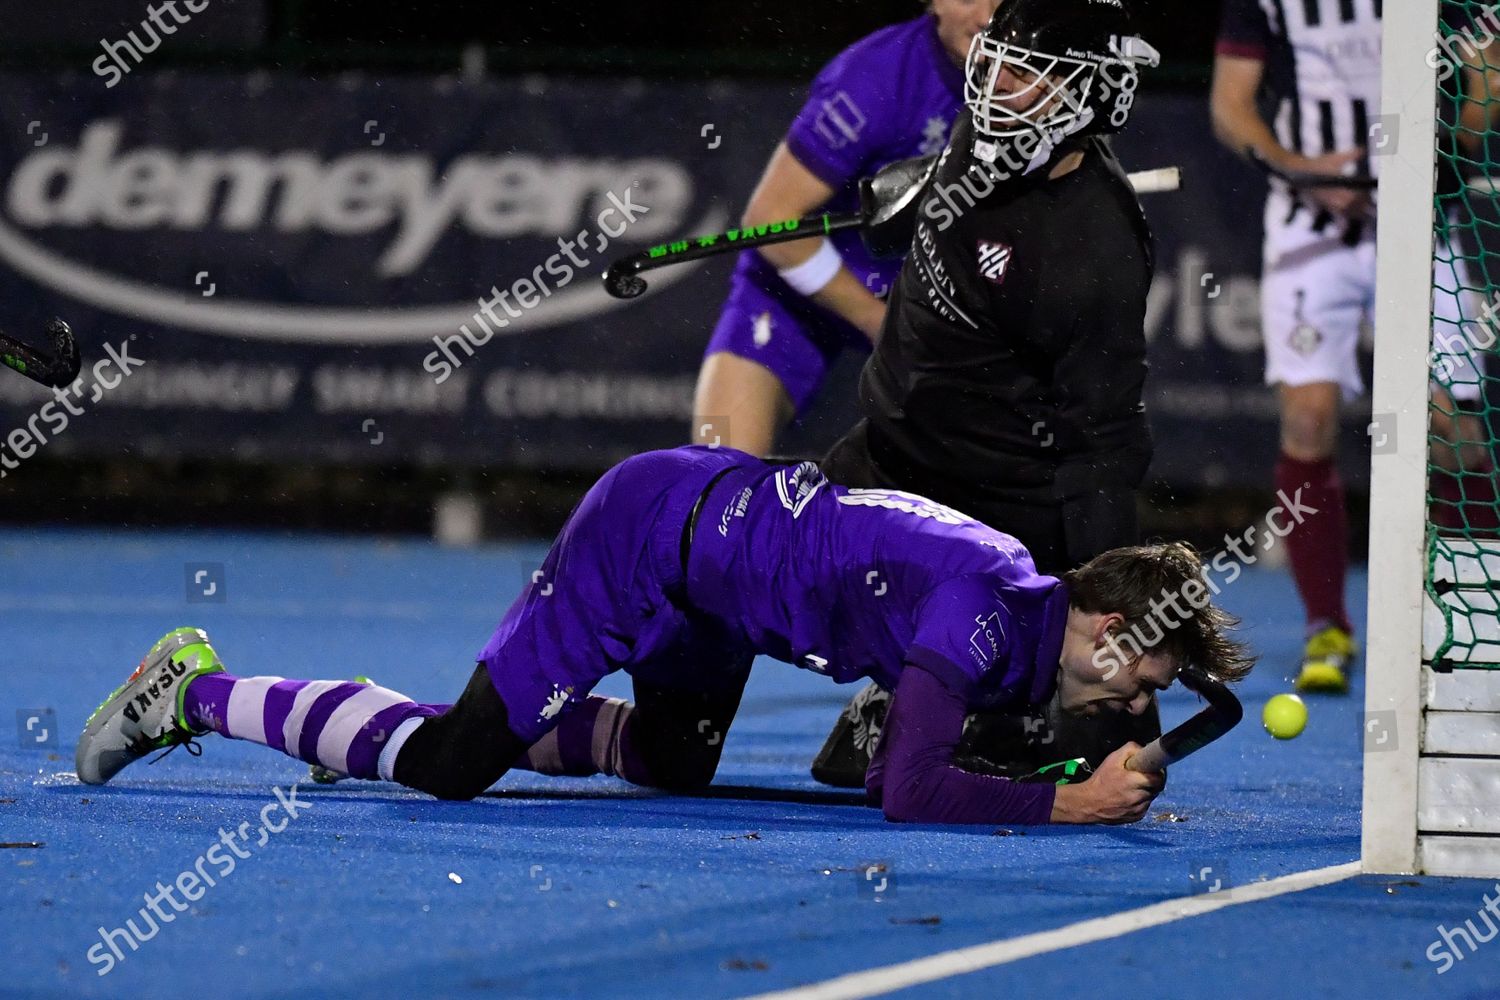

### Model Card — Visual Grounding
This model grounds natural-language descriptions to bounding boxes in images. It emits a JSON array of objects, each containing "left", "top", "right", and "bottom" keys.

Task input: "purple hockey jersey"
[{"left": 686, "top": 459, "right": 1066, "bottom": 710}]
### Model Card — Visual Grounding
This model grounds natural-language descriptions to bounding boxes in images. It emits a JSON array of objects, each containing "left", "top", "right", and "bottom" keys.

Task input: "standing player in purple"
[
  {"left": 77, "top": 447, "right": 1252, "bottom": 826},
  {"left": 693, "top": 1, "right": 999, "bottom": 456}
]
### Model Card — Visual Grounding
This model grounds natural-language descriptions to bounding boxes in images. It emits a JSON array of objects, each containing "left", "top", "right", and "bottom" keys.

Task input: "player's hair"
[{"left": 1061, "top": 542, "right": 1256, "bottom": 685}]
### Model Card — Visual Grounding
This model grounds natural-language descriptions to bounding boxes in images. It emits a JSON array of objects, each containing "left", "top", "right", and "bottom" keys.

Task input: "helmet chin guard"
[{"left": 963, "top": 23, "right": 1160, "bottom": 174}]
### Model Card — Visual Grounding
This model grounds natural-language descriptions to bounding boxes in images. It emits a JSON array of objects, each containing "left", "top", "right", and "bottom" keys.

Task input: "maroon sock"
[{"left": 1275, "top": 454, "right": 1352, "bottom": 635}]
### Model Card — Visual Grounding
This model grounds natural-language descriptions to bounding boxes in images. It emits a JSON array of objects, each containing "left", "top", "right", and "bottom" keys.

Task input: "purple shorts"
[
  {"left": 706, "top": 273, "right": 873, "bottom": 415},
  {"left": 476, "top": 447, "right": 754, "bottom": 744}
]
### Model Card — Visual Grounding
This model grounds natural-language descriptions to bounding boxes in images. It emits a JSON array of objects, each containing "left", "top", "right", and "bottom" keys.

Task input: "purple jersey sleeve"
[
  {"left": 868, "top": 662, "right": 1056, "bottom": 825},
  {"left": 1217, "top": 0, "right": 1271, "bottom": 61},
  {"left": 905, "top": 574, "right": 1017, "bottom": 697},
  {"left": 785, "top": 43, "right": 899, "bottom": 189}
]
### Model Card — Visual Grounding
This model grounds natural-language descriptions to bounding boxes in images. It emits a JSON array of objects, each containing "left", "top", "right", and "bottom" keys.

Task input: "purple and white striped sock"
[{"left": 182, "top": 673, "right": 442, "bottom": 780}]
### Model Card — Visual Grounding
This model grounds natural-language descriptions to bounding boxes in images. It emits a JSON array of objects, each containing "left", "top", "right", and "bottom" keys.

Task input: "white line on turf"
[{"left": 739, "top": 861, "right": 1362, "bottom": 1000}]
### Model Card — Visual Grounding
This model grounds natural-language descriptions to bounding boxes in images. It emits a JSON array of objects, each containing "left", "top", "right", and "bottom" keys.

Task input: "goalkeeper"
[{"left": 811, "top": 0, "right": 1166, "bottom": 785}]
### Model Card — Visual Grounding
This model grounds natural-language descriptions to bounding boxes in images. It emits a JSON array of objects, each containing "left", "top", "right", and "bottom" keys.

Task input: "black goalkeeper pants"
[{"left": 819, "top": 419, "right": 1139, "bottom": 575}]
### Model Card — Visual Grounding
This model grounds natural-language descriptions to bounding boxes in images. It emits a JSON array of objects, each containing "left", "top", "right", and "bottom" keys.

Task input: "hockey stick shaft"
[
  {"left": 603, "top": 213, "right": 864, "bottom": 300},
  {"left": 602, "top": 168, "right": 1181, "bottom": 300}
]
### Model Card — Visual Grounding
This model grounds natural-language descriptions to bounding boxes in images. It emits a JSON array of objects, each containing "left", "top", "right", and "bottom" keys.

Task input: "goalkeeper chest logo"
[{"left": 977, "top": 241, "right": 1013, "bottom": 285}]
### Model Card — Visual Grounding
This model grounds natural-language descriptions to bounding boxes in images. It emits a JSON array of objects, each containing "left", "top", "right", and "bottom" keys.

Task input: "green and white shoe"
[{"left": 75, "top": 628, "right": 225, "bottom": 785}]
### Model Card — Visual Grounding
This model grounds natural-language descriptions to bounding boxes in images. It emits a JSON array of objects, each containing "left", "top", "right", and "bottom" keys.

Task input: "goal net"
[{"left": 1365, "top": 0, "right": 1500, "bottom": 878}]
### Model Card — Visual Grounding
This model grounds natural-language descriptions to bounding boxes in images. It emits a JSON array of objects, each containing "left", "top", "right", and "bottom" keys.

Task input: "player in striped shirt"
[{"left": 1211, "top": 0, "right": 1494, "bottom": 692}]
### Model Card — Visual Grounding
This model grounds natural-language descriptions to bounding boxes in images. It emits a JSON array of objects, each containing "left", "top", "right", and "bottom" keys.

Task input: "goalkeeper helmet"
[{"left": 964, "top": 0, "right": 1160, "bottom": 170}]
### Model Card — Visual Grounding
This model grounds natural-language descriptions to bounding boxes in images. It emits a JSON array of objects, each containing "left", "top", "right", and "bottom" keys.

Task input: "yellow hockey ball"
[{"left": 1262, "top": 693, "right": 1308, "bottom": 740}]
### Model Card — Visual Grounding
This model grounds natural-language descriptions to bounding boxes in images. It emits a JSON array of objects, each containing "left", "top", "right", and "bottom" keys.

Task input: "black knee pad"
[
  {"left": 392, "top": 665, "right": 528, "bottom": 801},
  {"left": 626, "top": 711, "right": 726, "bottom": 792}
]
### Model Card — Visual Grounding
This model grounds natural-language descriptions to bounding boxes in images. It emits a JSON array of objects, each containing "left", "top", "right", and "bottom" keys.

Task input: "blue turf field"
[{"left": 3, "top": 527, "right": 1499, "bottom": 999}]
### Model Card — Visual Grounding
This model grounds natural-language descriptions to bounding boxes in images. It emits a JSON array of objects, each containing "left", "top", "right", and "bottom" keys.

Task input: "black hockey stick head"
[
  {"left": 0, "top": 318, "right": 81, "bottom": 389},
  {"left": 603, "top": 259, "right": 649, "bottom": 300},
  {"left": 859, "top": 154, "right": 938, "bottom": 259}
]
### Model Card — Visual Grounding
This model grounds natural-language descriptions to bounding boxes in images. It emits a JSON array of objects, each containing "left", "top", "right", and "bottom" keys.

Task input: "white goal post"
[{"left": 1363, "top": 0, "right": 1500, "bottom": 879}]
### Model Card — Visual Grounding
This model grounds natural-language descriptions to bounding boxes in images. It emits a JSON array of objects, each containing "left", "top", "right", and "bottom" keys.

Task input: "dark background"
[
  {"left": 0, "top": 0, "right": 1344, "bottom": 550},
  {"left": 0, "top": 0, "right": 1221, "bottom": 82}
]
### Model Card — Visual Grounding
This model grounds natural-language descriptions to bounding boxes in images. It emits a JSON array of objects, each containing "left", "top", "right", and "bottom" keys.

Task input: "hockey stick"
[
  {"left": 602, "top": 166, "right": 1183, "bottom": 300},
  {"left": 603, "top": 212, "right": 866, "bottom": 299},
  {"left": 0, "top": 318, "right": 81, "bottom": 389},
  {"left": 1125, "top": 665, "right": 1244, "bottom": 774},
  {"left": 1247, "top": 149, "right": 1378, "bottom": 191},
  {"left": 1020, "top": 667, "right": 1243, "bottom": 785}
]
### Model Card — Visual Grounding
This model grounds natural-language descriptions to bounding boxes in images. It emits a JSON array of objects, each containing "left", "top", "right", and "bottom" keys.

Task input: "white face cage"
[{"left": 963, "top": 30, "right": 1160, "bottom": 163}]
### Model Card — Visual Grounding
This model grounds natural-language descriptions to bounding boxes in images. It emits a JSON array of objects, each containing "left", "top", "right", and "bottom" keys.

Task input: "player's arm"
[
  {"left": 1045, "top": 277, "right": 1153, "bottom": 541},
  {"left": 1209, "top": 6, "right": 1368, "bottom": 218},
  {"left": 873, "top": 576, "right": 1163, "bottom": 825},
  {"left": 873, "top": 661, "right": 1058, "bottom": 824},
  {"left": 874, "top": 662, "right": 1163, "bottom": 824},
  {"left": 742, "top": 145, "right": 888, "bottom": 343}
]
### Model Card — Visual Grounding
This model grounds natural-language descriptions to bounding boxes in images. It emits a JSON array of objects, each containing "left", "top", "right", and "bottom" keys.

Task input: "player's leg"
[
  {"left": 694, "top": 279, "right": 854, "bottom": 456},
  {"left": 516, "top": 629, "right": 753, "bottom": 790},
  {"left": 74, "top": 627, "right": 471, "bottom": 790},
  {"left": 693, "top": 352, "right": 795, "bottom": 457},
  {"left": 1261, "top": 237, "right": 1366, "bottom": 693},
  {"left": 79, "top": 449, "right": 731, "bottom": 796}
]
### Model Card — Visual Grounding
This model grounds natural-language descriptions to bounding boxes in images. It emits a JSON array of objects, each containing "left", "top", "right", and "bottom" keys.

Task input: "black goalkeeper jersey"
[{"left": 857, "top": 119, "right": 1156, "bottom": 510}]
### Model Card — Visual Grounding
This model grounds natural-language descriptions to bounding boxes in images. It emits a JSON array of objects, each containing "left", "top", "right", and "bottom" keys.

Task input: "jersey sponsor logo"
[
  {"left": 915, "top": 219, "right": 978, "bottom": 328},
  {"left": 776, "top": 461, "right": 827, "bottom": 518},
  {"left": 837, "top": 488, "right": 971, "bottom": 525},
  {"left": 719, "top": 485, "right": 755, "bottom": 537},
  {"left": 969, "top": 610, "right": 1007, "bottom": 668},
  {"left": 977, "top": 240, "right": 1013, "bottom": 285},
  {"left": 813, "top": 91, "right": 868, "bottom": 149}
]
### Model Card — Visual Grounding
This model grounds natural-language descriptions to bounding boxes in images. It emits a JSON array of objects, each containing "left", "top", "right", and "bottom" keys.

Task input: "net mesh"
[{"left": 1427, "top": 1, "right": 1500, "bottom": 670}]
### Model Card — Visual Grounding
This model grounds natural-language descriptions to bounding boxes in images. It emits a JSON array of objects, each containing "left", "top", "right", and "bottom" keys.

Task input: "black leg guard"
[
  {"left": 393, "top": 664, "right": 529, "bottom": 801},
  {"left": 627, "top": 672, "right": 748, "bottom": 791}
]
